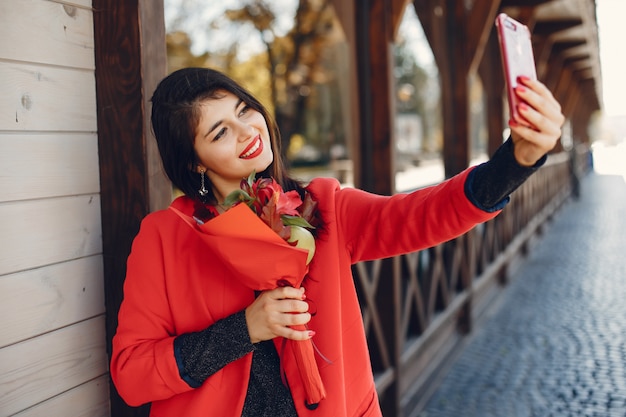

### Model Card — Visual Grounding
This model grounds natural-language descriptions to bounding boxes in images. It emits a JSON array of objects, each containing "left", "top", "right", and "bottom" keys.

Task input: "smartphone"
[{"left": 495, "top": 13, "right": 537, "bottom": 125}]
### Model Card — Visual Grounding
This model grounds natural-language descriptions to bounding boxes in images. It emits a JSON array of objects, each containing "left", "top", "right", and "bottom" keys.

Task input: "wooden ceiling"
[{"left": 502, "top": 0, "right": 602, "bottom": 111}]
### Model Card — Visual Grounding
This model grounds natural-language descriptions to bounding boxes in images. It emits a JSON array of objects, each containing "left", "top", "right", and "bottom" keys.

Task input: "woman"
[{"left": 111, "top": 67, "right": 564, "bottom": 416}]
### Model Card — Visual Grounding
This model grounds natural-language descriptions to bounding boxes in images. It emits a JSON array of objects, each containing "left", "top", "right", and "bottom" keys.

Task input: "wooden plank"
[
  {"left": 48, "top": 0, "right": 94, "bottom": 8},
  {"left": 0, "top": 0, "right": 94, "bottom": 69},
  {"left": 139, "top": 0, "right": 174, "bottom": 212},
  {"left": 466, "top": 0, "right": 501, "bottom": 74},
  {"left": 0, "top": 256, "right": 105, "bottom": 349},
  {"left": 391, "top": 0, "right": 412, "bottom": 38},
  {"left": 0, "top": 62, "right": 96, "bottom": 132},
  {"left": 12, "top": 375, "right": 110, "bottom": 417},
  {"left": 479, "top": 30, "right": 506, "bottom": 155},
  {"left": 0, "top": 316, "right": 108, "bottom": 417},
  {"left": 0, "top": 195, "right": 102, "bottom": 276},
  {"left": 93, "top": 1, "right": 169, "bottom": 415},
  {"left": 356, "top": 0, "right": 395, "bottom": 195},
  {"left": 0, "top": 133, "right": 100, "bottom": 203}
]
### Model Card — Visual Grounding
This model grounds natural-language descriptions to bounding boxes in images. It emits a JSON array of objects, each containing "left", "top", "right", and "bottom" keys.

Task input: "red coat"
[{"left": 111, "top": 168, "right": 499, "bottom": 416}]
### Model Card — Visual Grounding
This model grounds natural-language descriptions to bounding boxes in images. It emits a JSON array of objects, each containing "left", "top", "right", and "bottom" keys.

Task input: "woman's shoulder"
[
  {"left": 305, "top": 177, "right": 342, "bottom": 209},
  {"left": 140, "top": 195, "right": 193, "bottom": 229},
  {"left": 306, "top": 177, "right": 341, "bottom": 195}
]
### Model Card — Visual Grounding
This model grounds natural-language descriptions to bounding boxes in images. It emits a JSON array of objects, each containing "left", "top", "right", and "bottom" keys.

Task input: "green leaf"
[
  {"left": 246, "top": 170, "right": 257, "bottom": 187},
  {"left": 223, "top": 189, "right": 252, "bottom": 206},
  {"left": 281, "top": 214, "right": 314, "bottom": 229}
]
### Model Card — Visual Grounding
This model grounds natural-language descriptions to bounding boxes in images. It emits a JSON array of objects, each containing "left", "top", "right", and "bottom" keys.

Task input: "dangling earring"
[{"left": 198, "top": 170, "right": 208, "bottom": 197}]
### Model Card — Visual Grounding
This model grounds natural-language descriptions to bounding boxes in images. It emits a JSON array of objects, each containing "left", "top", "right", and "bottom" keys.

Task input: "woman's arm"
[
  {"left": 467, "top": 77, "right": 564, "bottom": 210},
  {"left": 331, "top": 78, "right": 563, "bottom": 263},
  {"left": 176, "top": 284, "right": 313, "bottom": 387},
  {"left": 174, "top": 310, "right": 255, "bottom": 388},
  {"left": 465, "top": 137, "right": 544, "bottom": 212},
  {"left": 111, "top": 214, "right": 255, "bottom": 405}
]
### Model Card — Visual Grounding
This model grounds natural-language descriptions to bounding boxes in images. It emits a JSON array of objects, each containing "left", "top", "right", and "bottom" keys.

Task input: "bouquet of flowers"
[
  {"left": 223, "top": 171, "right": 317, "bottom": 264},
  {"left": 197, "top": 172, "right": 326, "bottom": 407}
]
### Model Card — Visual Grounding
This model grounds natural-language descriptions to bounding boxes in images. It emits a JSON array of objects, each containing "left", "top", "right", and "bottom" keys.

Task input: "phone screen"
[{"left": 495, "top": 13, "right": 537, "bottom": 124}]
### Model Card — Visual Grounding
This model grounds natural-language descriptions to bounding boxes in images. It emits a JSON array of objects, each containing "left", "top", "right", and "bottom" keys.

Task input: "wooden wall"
[{"left": 0, "top": 1, "right": 110, "bottom": 416}]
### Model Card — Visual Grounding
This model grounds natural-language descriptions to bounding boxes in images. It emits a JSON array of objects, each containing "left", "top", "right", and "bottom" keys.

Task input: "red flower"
[{"left": 223, "top": 172, "right": 317, "bottom": 263}]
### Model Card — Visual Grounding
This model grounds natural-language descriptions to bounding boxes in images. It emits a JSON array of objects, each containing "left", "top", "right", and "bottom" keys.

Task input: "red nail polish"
[
  {"left": 308, "top": 330, "right": 316, "bottom": 338},
  {"left": 519, "top": 102, "right": 529, "bottom": 111},
  {"left": 516, "top": 85, "right": 526, "bottom": 93}
]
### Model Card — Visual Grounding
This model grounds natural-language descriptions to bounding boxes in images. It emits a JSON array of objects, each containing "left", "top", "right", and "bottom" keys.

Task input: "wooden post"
[
  {"left": 355, "top": 0, "right": 405, "bottom": 414},
  {"left": 479, "top": 29, "right": 506, "bottom": 156},
  {"left": 355, "top": 0, "right": 396, "bottom": 195},
  {"left": 416, "top": 0, "right": 500, "bottom": 178},
  {"left": 93, "top": 1, "right": 169, "bottom": 416}
]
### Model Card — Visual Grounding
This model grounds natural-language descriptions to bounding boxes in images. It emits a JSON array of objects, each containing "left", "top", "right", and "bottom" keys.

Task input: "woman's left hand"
[{"left": 509, "top": 76, "right": 565, "bottom": 166}]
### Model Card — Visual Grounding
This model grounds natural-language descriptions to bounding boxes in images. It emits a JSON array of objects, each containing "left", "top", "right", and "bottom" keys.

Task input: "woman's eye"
[
  {"left": 213, "top": 127, "right": 227, "bottom": 141},
  {"left": 239, "top": 105, "right": 250, "bottom": 117}
]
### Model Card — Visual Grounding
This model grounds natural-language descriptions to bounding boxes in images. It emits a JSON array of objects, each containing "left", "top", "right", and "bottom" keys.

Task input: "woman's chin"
[{"left": 253, "top": 154, "right": 273, "bottom": 173}]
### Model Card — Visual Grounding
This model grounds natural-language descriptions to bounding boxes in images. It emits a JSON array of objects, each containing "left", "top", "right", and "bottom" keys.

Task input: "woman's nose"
[{"left": 235, "top": 121, "right": 255, "bottom": 141}]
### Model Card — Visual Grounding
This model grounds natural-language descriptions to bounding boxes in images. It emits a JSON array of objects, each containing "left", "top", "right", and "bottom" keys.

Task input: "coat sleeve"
[
  {"left": 110, "top": 213, "right": 195, "bottom": 406},
  {"left": 332, "top": 167, "right": 501, "bottom": 263}
]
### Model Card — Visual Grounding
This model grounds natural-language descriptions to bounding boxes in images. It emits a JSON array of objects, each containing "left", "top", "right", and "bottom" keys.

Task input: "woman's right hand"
[{"left": 245, "top": 286, "right": 313, "bottom": 343}]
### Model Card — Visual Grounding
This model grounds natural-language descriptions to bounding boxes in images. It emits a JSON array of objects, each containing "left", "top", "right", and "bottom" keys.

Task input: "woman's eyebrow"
[{"left": 205, "top": 98, "right": 245, "bottom": 137}]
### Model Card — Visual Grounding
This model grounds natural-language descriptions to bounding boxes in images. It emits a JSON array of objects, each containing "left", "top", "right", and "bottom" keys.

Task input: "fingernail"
[
  {"left": 308, "top": 330, "right": 316, "bottom": 338},
  {"left": 518, "top": 75, "right": 530, "bottom": 83},
  {"left": 509, "top": 119, "right": 519, "bottom": 127},
  {"left": 519, "top": 102, "right": 529, "bottom": 111},
  {"left": 516, "top": 85, "right": 526, "bottom": 93}
]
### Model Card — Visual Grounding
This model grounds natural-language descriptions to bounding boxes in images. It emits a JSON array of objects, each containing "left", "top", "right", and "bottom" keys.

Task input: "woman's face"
[{"left": 193, "top": 91, "right": 273, "bottom": 202}]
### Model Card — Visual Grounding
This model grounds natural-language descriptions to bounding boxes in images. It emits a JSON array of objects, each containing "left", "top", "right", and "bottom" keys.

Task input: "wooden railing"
[{"left": 353, "top": 150, "right": 585, "bottom": 416}]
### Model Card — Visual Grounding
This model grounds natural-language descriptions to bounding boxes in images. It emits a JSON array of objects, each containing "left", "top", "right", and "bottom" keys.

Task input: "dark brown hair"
[{"left": 150, "top": 67, "right": 303, "bottom": 203}]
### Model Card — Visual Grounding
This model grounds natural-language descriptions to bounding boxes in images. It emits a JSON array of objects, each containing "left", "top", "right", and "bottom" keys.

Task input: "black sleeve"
[
  {"left": 173, "top": 310, "right": 255, "bottom": 388},
  {"left": 465, "top": 137, "right": 547, "bottom": 212}
]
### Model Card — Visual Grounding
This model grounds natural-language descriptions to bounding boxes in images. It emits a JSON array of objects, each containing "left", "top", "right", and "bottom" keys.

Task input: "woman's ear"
[{"left": 193, "top": 163, "right": 206, "bottom": 174}]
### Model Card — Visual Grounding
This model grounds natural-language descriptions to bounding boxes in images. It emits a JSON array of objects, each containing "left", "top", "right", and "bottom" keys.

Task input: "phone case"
[{"left": 495, "top": 13, "right": 537, "bottom": 124}]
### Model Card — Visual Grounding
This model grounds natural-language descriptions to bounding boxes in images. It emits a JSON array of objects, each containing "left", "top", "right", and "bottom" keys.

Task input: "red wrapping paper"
[{"left": 191, "top": 203, "right": 327, "bottom": 406}]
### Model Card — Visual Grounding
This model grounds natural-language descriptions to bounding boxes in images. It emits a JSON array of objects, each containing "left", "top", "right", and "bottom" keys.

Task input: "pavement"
[{"left": 418, "top": 150, "right": 626, "bottom": 417}]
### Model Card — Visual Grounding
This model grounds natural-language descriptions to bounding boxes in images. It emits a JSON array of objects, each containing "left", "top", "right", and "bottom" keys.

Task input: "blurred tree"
[
  {"left": 223, "top": 0, "right": 337, "bottom": 164},
  {"left": 164, "top": 0, "right": 349, "bottom": 167},
  {"left": 393, "top": 39, "right": 442, "bottom": 155}
]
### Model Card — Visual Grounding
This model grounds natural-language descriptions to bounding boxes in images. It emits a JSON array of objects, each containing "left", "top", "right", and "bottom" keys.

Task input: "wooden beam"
[
  {"left": 391, "top": 0, "right": 413, "bottom": 38},
  {"left": 479, "top": 29, "right": 506, "bottom": 156},
  {"left": 501, "top": 0, "right": 552, "bottom": 6},
  {"left": 93, "top": 1, "right": 168, "bottom": 416},
  {"left": 553, "top": 65, "right": 573, "bottom": 111},
  {"left": 533, "top": 35, "right": 554, "bottom": 80},
  {"left": 329, "top": 0, "right": 361, "bottom": 187},
  {"left": 543, "top": 53, "right": 564, "bottom": 92},
  {"left": 466, "top": 0, "right": 502, "bottom": 74},
  {"left": 561, "top": 81, "right": 580, "bottom": 117},
  {"left": 533, "top": 19, "right": 583, "bottom": 36},
  {"left": 356, "top": 0, "right": 396, "bottom": 195},
  {"left": 551, "top": 40, "right": 587, "bottom": 55},
  {"left": 354, "top": 2, "right": 402, "bottom": 410}
]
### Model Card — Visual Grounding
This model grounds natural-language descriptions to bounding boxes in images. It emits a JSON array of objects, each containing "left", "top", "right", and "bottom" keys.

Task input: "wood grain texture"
[
  {"left": 0, "top": 256, "right": 105, "bottom": 348},
  {"left": 0, "top": 195, "right": 102, "bottom": 276},
  {"left": 93, "top": 1, "right": 168, "bottom": 415},
  {"left": 0, "top": 133, "right": 100, "bottom": 203},
  {"left": 11, "top": 375, "right": 110, "bottom": 417},
  {"left": 0, "top": 62, "right": 97, "bottom": 132},
  {"left": 0, "top": 0, "right": 94, "bottom": 69},
  {"left": 0, "top": 316, "right": 108, "bottom": 416}
]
